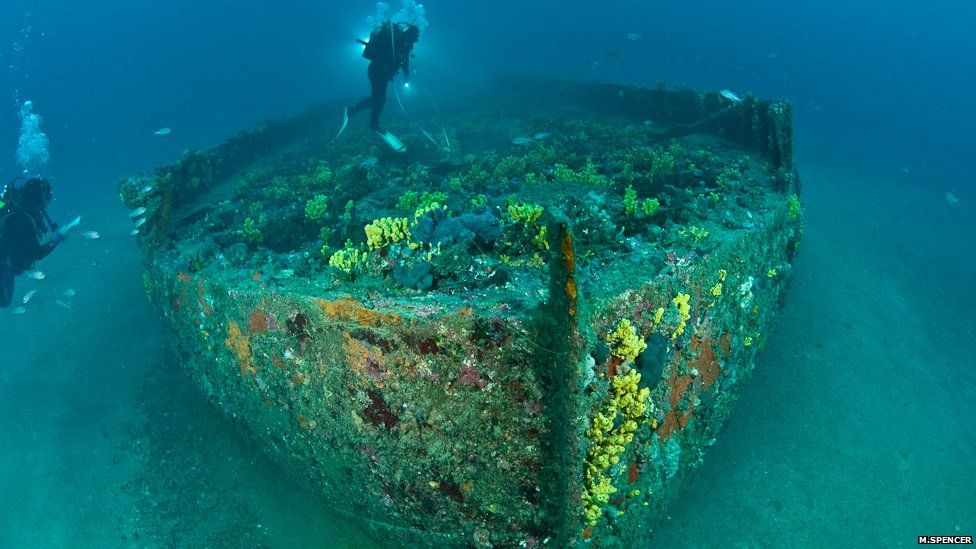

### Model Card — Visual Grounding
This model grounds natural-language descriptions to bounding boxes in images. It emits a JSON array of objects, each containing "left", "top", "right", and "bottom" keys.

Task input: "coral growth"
[
  {"left": 582, "top": 369, "right": 651, "bottom": 525},
  {"left": 670, "top": 293, "right": 692, "bottom": 339},
  {"left": 552, "top": 160, "right": 607, "bottom": 186},
  {"left": 328, "top": 241, "right": 364, "bottom": 273},
  {"left": 494, "top": 155, "right": 528, "bottom": 180},
  {"left": 787, "top": 194, "right": 802, "bottom": 221},
  {"left": 298, "top": 164, "right": 334, "bottom": 189},
  {"left": 606, "top": 319, "right": 647, "bottom": 363},
  {"left": 679, "top": 225, "right": 709, "bottom": 244},
  {"left": 365, "top": 217, "right": 411, "bottom": 251},
  {"left": 623, "top": 185, "right": 638, "bottom": 216},
  {"left": 625, "top": 145, "right": 674, "bottom": 183},
  {"left": 507, "top": 200, "right": 549, "bottom": 251},
  {"left": 641, "top": 197, "right": 660, "bottom": 217},
  {"left": 507, "top": 201, "right": 544, "bottom": 225},
  {"left": 305, "top": 194, "right": 329, "bottom": 221},
  {"left": 241, "top": 215, "right": 265, "bottom": 245}
]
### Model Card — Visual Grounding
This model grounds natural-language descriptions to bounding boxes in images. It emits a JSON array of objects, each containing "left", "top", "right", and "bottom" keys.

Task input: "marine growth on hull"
[
  {"left": 120, "top": 79, "right": 802, "bottom": 547},
  {"left": 122, "top": 90, "right": 790, "bottom": 306}
]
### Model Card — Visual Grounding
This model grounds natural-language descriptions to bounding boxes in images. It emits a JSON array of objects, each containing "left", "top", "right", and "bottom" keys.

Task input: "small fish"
[
  {"left": 81, "top": 231, "right": 101, "bottom": 240},
  {"left": 511, "top": 136, "right": 534, "bottom": 146},
  {"left": 129, "top": 207, "right": 147, "bottom": 218},
  {"left": 626, "top": 33, "right": 641, "bottom": 41},
  {"left": 11, "top": 306, "right": 26, "bottom": 315},
  {"left": 27, "top": 271, "right": 45, "bottom": 280},
  {"left": 130, "top": 229, "right": 140, "bottom": 236},
  {"left": 63, "top": 289, "right": 76, "bottom": 298},
  {"left": 533, "top": 132, "right": 550, "bottom": 140},
  {"left": 359, "top": 156, "right": 378, "bottom": 170},
  {"left": 154, "top": 127, "right": 172, "bottom": 136},
  {"left": 605, "top": 50, "right": 622, "bottom": 59},
  {"left": 720, "top": 89, "right": 743, "bottom": 104},
  {"left": 133, "top": 217, "right": 147, "bottom": 228},
  {"left": 643, "top": 119, "right": 655, "bottom": 126},
  {"left": 22, "top": 290, "right": 37, "bottom": 304},
  {"left": 55, "top": 300, "right": 72, "bottom": 310},
  {"left": 585, "top": 60, "right": 601, "bottom": 67},
  {"left": 140, "top": 185, "right": 154, "bottom": 194},
  {"left": 945, "top": 192, "right": 960, "bottom": 206}
]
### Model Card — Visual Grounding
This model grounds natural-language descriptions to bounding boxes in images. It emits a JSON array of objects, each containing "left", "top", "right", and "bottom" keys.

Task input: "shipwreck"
[{"left": 120, "top": 77, "right": 802, "bottom": 547}]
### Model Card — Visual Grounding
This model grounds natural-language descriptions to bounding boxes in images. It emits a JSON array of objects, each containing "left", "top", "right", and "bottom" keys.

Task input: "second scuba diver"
[
  {"left": 339, "top": 21, "right": 421, "bottom": 146},
  {"left": 0, "top": 176, "right": 68, "bottom": 308}
]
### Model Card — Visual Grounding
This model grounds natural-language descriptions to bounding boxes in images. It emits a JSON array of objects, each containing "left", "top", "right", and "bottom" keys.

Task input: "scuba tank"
[
  {"left": 361, "top": 22, "right": 392, "bottom": 61},
  {"left": 0, "top": 180, "right": 18, "bottom": 233},
  {"left": 0, "top": 178, "right": 16, "bottom": 213}
]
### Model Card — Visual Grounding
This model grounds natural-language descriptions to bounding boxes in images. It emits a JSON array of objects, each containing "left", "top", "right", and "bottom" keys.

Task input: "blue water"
[{"left": 1, "top": 1, "right": 973, "bottom": 546}]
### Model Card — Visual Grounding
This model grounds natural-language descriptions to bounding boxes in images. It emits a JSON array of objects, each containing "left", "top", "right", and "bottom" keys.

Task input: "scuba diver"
[
  {"left": 0, "top": 176, "right": 65, "bottom": 307},
  {"left": 339, "top": 21, "right": 421, "bottom": 149}
]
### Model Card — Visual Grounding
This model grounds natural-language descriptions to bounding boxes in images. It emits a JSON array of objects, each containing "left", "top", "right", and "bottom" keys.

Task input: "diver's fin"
[
  {"left": 334, "top": 107, "right": 349, "bottom": 141},
  {"left": 59, "top": 216, "right": 81, "bottom": 236},
  {"left": 377, "top": 131, "right": 407, "bottom": 153}
]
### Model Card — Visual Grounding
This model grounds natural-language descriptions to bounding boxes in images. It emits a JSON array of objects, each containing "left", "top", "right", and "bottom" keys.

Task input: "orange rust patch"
[
  {"left": 560, "top": 227, "right": 575, "bottom": 271},
  {"left": 252, "top": 271, "right": 263, "bottom": 282},
  {"left": 290, "top": 373, "right": 306, "bottom": 385},
  {"left": 565, "top": 279, "right": 577, "bottom": 301},
  {"left": 196, "top": 278, "right": 212, "bottom": 316},
  {"left": 271, "top": 354, "right": 285, "bottom": 369},
  {"left": 296, "top": 415, "right": 314, "bottom": 430},
  {"left": 628, "top": 461, "right": 640, "bottom": 484},
  {"left": 582, "top": 528, "right": 593, "bottom": 540},
  {"left": 657, "top": 372, "right": 695, "bottom": 440},
  {"left": 342, "top": 332, "right": 384, "bottom": 376},
  {"left": 225, "top": 321, "right": 256, "bottom": 376},
  {"left": 177, "top": 272, "right": 192, "bottom": 283},
  {"left": 458, "top": 307, "right": 475, "bottom": 318},
  {"left": 690, "top": 335, "right": 720, "bottom": 388},
  {"left": 565, "top": 278, "right": 578, "bottom": 318},
  {"left": 560, "top": 227, "right": 578, "bottom": 317},
  {"left": 249, "top": 310, "right": 271, "bottom": 333},
  {"left": 719, "top": 332, "right": 732, "bottom": 356},
  {"left": 316, "top": 297, "right": 401, "bottom": 327}
]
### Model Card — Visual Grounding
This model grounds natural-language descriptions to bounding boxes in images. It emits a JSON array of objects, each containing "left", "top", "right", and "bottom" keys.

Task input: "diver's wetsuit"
[
  {"left": 0, "top": 209, "right": 57, "bottom": 307},
  {"left": 349, "top": 23, "right": 417, "bottom": 132}
]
